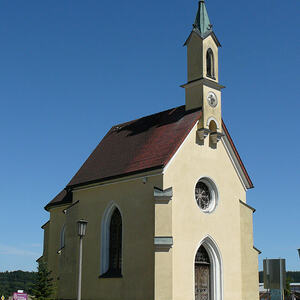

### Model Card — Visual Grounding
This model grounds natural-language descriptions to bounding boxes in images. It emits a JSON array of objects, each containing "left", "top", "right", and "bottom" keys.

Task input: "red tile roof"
[
  {"left": 67, "top": 105, "right": 202, "bottom": 188},
  {"left": 45, "top": 105, "right": 253, "bottom": 210}
]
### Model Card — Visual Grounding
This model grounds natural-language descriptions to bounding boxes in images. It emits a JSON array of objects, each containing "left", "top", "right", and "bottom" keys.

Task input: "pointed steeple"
[{"left": 193, "top": 0, "right": 212, "bottom": 38}]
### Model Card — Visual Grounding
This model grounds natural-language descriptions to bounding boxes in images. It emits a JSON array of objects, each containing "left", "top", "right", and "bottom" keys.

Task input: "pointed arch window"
[
  {"left": 206, "top": 49, "right": 215, "bottom": 79},
  {"left": 100, "top": 204, "right": 123, "bottom": 278},
  {"left": 108, "top": 209, "right": 122, "bottom": 276}
]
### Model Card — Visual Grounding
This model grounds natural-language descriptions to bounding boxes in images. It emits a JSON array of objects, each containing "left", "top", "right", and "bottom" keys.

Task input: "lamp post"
[
  {"left": 77, "top": 219, "right": 88, "bottom": 300},
  {"left": 298, "top": 249, "right": 300, "bottom": 260}
]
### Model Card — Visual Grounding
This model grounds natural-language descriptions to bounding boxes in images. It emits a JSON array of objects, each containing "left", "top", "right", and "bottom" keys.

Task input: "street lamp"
[
  {"left": 77, "top": 219, "right": 88, "bottom": 300},
  {"left": 298, "top": 248, "right": 300, "bottom": 260}
]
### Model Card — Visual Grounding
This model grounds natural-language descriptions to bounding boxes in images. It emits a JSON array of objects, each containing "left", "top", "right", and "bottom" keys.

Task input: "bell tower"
[{"left": 182, "top": 0, "right": 224, "bottom": 143}]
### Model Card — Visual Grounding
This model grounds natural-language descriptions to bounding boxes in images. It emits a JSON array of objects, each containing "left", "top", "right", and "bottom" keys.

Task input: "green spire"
[{"left": 193, "top": 0, "right": 212, "bottom": 37}]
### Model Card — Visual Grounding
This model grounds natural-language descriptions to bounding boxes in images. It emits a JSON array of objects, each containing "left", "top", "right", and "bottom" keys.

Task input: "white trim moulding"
[{"left": 221, "top": 136, "right": 249, "bottom": 191}]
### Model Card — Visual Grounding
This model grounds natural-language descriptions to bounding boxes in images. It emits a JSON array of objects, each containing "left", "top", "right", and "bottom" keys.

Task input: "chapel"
[{"left": 40, "top": 1, "right": 260, "bottom": 299}]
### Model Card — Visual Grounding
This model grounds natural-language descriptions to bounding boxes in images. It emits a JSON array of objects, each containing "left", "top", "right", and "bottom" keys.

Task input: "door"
[{"left": 195, "top": 263, "right": 210, "bottom": 300}]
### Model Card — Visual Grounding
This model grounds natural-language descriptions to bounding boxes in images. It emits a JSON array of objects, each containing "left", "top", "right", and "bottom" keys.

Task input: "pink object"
[{"left": 13, "top": 293, "right": 28, "bottom": 300}]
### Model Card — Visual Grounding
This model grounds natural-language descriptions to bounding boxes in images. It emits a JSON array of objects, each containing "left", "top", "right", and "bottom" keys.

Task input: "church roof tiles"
[
  {"left": 68, "top": 105, "right": 201, "bottom": 188},
  {"left": 45, "top": 105, "right": 253, "bottom": 211}
]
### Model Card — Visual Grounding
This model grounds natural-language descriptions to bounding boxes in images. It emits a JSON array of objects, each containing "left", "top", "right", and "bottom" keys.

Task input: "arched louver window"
[
  {"left": 108, "top": 209, "right": 122, "bottom": 276},
  {"left": 206, "top": 49, "right": 215, "bottom": 79}
]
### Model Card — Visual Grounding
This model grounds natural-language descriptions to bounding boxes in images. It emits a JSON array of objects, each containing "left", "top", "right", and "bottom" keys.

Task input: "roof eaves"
[
  {"left": 253, "top": 246, "right": 262, "bottom": 254},
  {"left": 184, "top": 29, "right": 221, "bottom": 48},
  {"left": 222, "top": 120, "right": 254, "bottom": 189},
  {"left": 41, "top": 220, "right": 50, "bottom": 229},
  {"left": 44, "top": 200, "right": 72, "bottom": 212},
  {"left": 44, "top": 189, "right": 72, "bottom": 211},
  {"left": 210, "top": 31, "right": 221, "bottom": 47},
  {"left": 183, "top": 29, "right": 202, "bottom": 46},
  {"left": 36, "top": 256, "right": 43, "bottom": 263},
  {"left": 239, "top": 199, "right": 256, "bottom": 213},
  {"left": 67, "top": 165, "right": 164, "bottom": 190}
]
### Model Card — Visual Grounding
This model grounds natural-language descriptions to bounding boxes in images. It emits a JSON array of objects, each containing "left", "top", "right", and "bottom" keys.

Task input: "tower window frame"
[{"left": 206, "top": 48, "right": 215, "bottom": 79}]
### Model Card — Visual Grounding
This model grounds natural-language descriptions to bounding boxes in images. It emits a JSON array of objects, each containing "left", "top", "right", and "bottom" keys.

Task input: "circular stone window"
[{"left": 195, "top": 178, "right": 218, "bottom": 213}]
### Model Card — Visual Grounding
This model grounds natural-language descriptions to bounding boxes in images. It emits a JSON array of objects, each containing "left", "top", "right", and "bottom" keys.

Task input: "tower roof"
[
  {"left": 185, "top": 0, "right": 221, "bottom": 47},
  {"left": 194, "top": 0, "right": 212, "bottom": 38}
]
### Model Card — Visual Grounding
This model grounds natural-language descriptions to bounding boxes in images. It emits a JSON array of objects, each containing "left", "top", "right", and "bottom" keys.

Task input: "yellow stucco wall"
[
  {"left": 187, "top": 33, "right": 219, "bottom": 83},
  {"left": 240, "top": 202, "right": 259, "bottom": 299},
  {"left": 46, "top": 172, "right": 162, "bottom": 300},
  {"left": 154, "top": 194, "right": 173, "bottom": 300},
  {"left": 58, "top": 200, "right": 80, "bottom": 299},
  {"left": 42, "top": 221, "right": 49, "bottom": 262},
  {"left": 187, "top": 33, "right": 204, "bottom": 83},
  {"left": 47, "top": 204, "right": 70, "bottom": 299},
  {"left": 202, "top": 85, "right": 221, "bottom": 131},
  {"left": 161, "top": 123, "right": 258, "bottom": 300}
]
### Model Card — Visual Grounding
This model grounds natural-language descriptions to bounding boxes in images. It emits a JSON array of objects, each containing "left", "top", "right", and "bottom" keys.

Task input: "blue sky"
[{"left": 0, "top": 0, "right": 299, "bottom": 272}]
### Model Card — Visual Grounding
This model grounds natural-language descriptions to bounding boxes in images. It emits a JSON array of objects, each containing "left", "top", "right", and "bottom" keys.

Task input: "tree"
[
  {"left": 285, "top": 276, "right": 292, "bottom": 298},
  {"left": 30, "top": 260, "right": 54, "bottom": 300},
  {"left": 0, "top": 270, "right": 36, "bottom": 297}
]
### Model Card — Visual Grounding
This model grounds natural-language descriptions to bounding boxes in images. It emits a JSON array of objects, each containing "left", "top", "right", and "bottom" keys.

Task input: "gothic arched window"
[
  {"left": 107, "top": 208, "right": 122, "bottom": 276},
  {"left": 206, "top": 49, "right": 215, "bottom": 79}
]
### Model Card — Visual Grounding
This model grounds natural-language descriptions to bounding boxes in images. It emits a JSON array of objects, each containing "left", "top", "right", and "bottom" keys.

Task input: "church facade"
[{"left": 41, "top": 1, "right": 259, "bottom": 299}]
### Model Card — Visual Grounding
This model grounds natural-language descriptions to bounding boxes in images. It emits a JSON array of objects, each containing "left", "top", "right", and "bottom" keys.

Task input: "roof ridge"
[{"left": 112, "top": 105, "right": 186, "bottom": 128}]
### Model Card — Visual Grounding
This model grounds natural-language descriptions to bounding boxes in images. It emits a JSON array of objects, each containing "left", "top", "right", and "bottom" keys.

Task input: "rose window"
[
  {"left": 195, "top": 182, "right": 211, "bottom": 210},
  {"left": 195, "top": 178, "right": 218, "bottom": 213}
]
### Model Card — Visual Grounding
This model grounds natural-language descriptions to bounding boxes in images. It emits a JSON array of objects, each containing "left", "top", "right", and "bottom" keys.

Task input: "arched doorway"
[
  {"left": 195, "top": 237, "right": 223, "bottom": 300},
  {"left": 195, "top": 246, "right": 211, "bottom": 300}
]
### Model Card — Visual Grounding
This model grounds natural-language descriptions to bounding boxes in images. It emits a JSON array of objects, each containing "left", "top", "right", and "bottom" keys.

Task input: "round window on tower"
[{"left": 195, "top": 178, "right": 218, "bottom": 213}]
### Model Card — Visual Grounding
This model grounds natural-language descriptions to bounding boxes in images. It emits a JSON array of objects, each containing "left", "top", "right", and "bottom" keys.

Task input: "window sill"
[
  {"left": 99, "top": 271, "right": 122, "bottom": 279},
  {"left": 99, "top": 274, "right": 123, "bottom": 279},
  {"left": 206, "top": 75, "right": 216, "bottom": 80}
]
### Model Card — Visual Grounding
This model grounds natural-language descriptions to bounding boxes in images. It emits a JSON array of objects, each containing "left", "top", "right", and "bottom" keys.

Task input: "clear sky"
[{"left": 0, "top": 0, "right": 299, "bottom": 272}]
